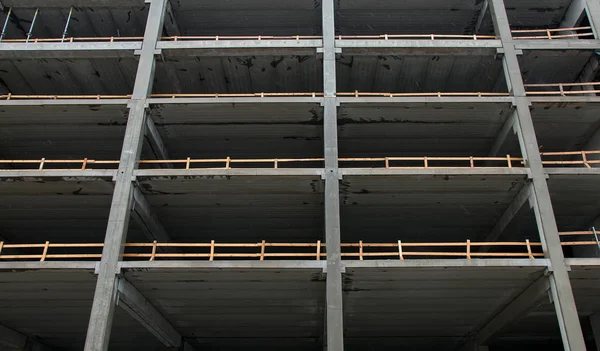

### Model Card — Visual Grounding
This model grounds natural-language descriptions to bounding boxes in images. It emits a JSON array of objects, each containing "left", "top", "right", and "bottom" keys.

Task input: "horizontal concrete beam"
[
  {"left": 0, "top": 99, "right": 130, "bottom": 106},
  {"left": 2, "top": 0, "right": 144, "bottom": 6},
  {"left": 514, "top": 40, "right": 600, "bottom": 50},
  {"left": 118, "top": 260, "right": 326, "bottom": 270},
  {"left": 342, "top": 259, "right": 549, "bottom": 269},
  {"left": 146, "top": 97, "right": 324, "bottom": 104},
  {"left": 0, "top": 323, "right": 55, "bottom": 350},
  {"left": 336, "top": 39, "right": 502, "bottom": 55},
  {"left": 0, "top": 42, "right": 141, "bottom": 59},
  {"left": 0, "top": 262, "right": 97, "bottom": 270},
  {"left": 337, "top": 97, "right": 515, "bottom": 104},
  {"left": 116, "top": 277, "right": 182, "bottom": 347},
  {"left": 544, "top": 168, "right": 600, "bottom": 176},
  {"left": 134, "top": 168, "right": 325, "bottom": 178},
  {"left": 0, "top": 170, "right": 117, "bottom": 180},
  {"left": 475, "top": 275, "right": 551, "bottom": 345},
  {"left": 341, "top": 168, "right": 530, "bottom": 177},
  {"left": 158, "top": 39, "right": 322, "bottom": 56}
]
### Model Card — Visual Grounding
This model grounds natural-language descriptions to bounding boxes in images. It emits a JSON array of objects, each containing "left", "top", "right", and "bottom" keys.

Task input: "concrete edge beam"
[
  {"left": 134, "top": 168, "right": 325, "bottom": 178},
  {"left": 340, "top": 168, "right": 530, "bottom": 176},
  {"left": 342, "top": 259, "right": 550, "bottom": 269},
  {"left": 336, "top": 97, "right": 515, "bottom": 104},
  {"left": 0, "top": 261, "right": 97, "bottom": 271},
  {"left": 514, "top": 40, "right": 600, "bottom": 50},
  {"left": 118, "top": 260, "right": 326, "bottom": 270},
  {"left": 157, "top": 39, "right": 322, "bottom": 50},
  {"left": 0, "top": 170, "right": 117, "bottom": 179},
  {"left": 0, "top": 42, "right": 141, "bottom": 59}
]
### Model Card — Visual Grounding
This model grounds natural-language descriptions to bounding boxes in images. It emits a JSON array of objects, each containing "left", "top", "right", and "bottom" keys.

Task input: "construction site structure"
[{"left": 2, "top": 0, "right": 600, "bottom": 350}]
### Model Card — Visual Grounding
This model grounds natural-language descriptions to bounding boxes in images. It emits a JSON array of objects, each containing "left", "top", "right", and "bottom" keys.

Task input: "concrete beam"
[
  {"left": 560, "top": 0, "right": 588, "bottom": 29},
  {"left": 488, "top": 109, "right": 516, "bottom": 156},
  {"left": 0, "top": 323, "right": 55, "bottom": 351},
  {"left": 342, "top": 259, "right": 549, "bottom": 269},
  {"left": 144, "top": 116, "right": 171, "bottom": 162},
  {"left": 131, "top": 186, "right": 172, "bottom": 243},
  {"left": 335, "top": 39, "right": 501, "bottom": 56},
  {"left": 116, "top": 277, "right": 182, "bottom": 347},
  {"left": 3, "top": 0, "right": 143, "bottom": 7},
  {"left": 119, "top": 260, "right": 326, "bottom": 270},
  {"left": 337, "top": 97, "right": 514, "bottom": 104},
  {"left": 479, "top": 182, "right": 533, "bottom": 248},
  {"left": 475, "top": 275, "right": 551, "bottom": 345},
  {"left": 134, "top": 168, "right": 325, "bottom": 178},
  {"left": 157, "top": 40, "right": 321, "bottom": 57},
  {"left": 146, "top": 97, "right": 324, "bottom": 104},
  {"left": 513, "top": 40, "right": 600, "bottom": 50},
  {"left": 163, "top": 0, "right": 180, "bottom": 37},
  {"left": 0, "top": 42, "right": 141, "bottom": 59},
  {"left": 474, "top": 0, "right": 490, "bottom": 34}
]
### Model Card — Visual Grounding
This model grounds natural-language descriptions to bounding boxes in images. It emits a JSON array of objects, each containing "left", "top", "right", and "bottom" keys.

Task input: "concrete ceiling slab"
[
  {"left": 338, "top": 102, "right": 516, "bottom": 157},
  {"left": 0, "top": 104, "right": 128, "bottom": 160},
  {"left": 147, "top": 102, "right": 324, "bottom": 159},
  {"left": 138, "top": 176, "right": 325, "bottom": 243},
  {"left": 343, "top": 265, "right": 546, "bottom": 350},
  {"left": 340, "top": 174, "right": 531, "bottom": 242},
  {"left": 337, "top": 54, "right": 506, "bottom": 93},
  {"left": 123, "top": 267, "right": 325, "bottom": 350}
]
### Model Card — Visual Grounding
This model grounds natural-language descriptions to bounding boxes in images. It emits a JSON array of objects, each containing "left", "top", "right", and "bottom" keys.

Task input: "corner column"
[
  {"left": 83, "top": 1, "right": 168, "bottom": 350},
  {"left": 488, "top": 1, "right": 586, "bottom": 350},
  {"left": 321, "top": 0, "right": 343, "bottom": 350}
]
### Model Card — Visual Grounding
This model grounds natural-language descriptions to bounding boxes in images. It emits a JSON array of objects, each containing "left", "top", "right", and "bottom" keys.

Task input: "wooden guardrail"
[
  {"left": 1, "top": 231, "right": 597, "bottom": 262},
  {"left": 0, "top": 81, "right": 599, "bottom": 101},
  {"left": 2, "top": 150, "right": 600, "bottom": 171},
  {"left": 511, "top": 26, "right": 594, "bottom": 40},
  {"left": 0, "top": 240, "right": 544, "bottom": 262},
  {"left": 0, "top": 154, "right": 525, "bottom": 171}
]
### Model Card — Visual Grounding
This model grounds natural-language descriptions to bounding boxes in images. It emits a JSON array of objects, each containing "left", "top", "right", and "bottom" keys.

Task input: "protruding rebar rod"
[
  {"left": 61, "top": 6, "right": 73, "bottom": 42},
  {"left": 0, "top": 7, "right": 12, "bottom": 42},
  {"left": 25, "top": 8, "right": 39, "bottom": 43}
]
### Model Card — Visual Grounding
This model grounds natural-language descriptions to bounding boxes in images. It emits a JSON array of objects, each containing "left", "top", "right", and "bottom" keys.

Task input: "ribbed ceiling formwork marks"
[
  {"left": 505, "top": 0, "right": 573, "bottom": 29},
  {"left": 340, "top": 175, "right": 528, "bottom": 242},
  {"left": 153, "top": 56, "right": 323, "bottom": 94},
  {"left": 343, "top": 266, "right": 546, "bottom": 349},
  {"left": 335, "top": 0, "right": 485, "bottom": 35},
  {"left": 172, "top": 0, "right": 322, "bottom": 36},
  {"left": 0, "top": 180, "right": 118, "bottom": 243},
  {"left": 0, "top": 58, "right": 138, "bottom": 95},
  {"left": 520, "top": 50, "right": 594, "bottom": 87},
  {"left": 123, "top": 268, "right": 325, "bottom": 350},
  {"left": 0, "top": 104, "right": 128, "bottom": 160},
  {"left": 337, "top": 55, "right": 505, "bottom": 93},
  {"left": 2, "top": 6, "right": 148, "bottom": 40},
  {"left": 138, "top": 177, "right": 324, "bottom": 243},
  {"left": 531, "top": 102, "right": 600, "bottom": 152},
  {"left": 338, "top": 103, "right": 513, "bottom": 157},
  {"left": 0, "top": 270, "right": 97, "bottom": 351},
  {"left": 547, "top": 175, "right": 600, "bottom": 232}
]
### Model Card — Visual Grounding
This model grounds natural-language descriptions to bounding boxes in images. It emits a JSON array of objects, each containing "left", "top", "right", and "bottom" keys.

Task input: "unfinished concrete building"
[{"left": 2, "top": 0, "right": 600, "bottom": 350}]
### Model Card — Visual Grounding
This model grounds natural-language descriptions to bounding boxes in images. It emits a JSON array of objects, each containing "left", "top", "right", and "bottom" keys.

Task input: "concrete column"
[
  {"left": 488, "top": 1, "right": 587, "bottom": 350},
  {"left": 321, "top": 0, "right": 344, "bottom": 350},
  {"left": 83, "top": 1, "right": 168, "bottom": 350}
]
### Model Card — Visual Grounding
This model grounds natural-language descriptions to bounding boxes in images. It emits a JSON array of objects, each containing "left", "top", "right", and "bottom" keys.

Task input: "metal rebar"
[
  {"left": 26, "top": 8, "right": 39, "bottom": 43},
  {"left": 61, "top": 7, "right": 73, "bottom": 42},
  {"left": 0, "top": 7, "right": 12, "bottom": 42}
]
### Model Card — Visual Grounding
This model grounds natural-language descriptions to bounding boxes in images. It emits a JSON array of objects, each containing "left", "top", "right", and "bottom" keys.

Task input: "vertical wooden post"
[
  {"left": 526, "top": 239, "right": 534, "bottom": 259},
  {"left": 39, "top": 158, "right": 46, "bottom": 170},
  {"left": 359, "top": 240, "right": 363, "bottom": 260},
  {"left": 185, "top": 157, "right": 191, "bottom": 170},
  {"left": 260, "top": 240, "right": 266, "bottom": 261},
  {"left": 582, "top": 151, "right": 591, "bottom": 168},
  {"left": 41, "top": 241, "right": 50, "bottom": 261},
  {"left": 466, "top": 239, "right": 471, "bottom": 259},
  {"left": 316, "top": 240, "right": 321, "bottom": 261},
  {"left": 82, "top": 158, "right": 88, "bottom": 170},
  {"left": 0, "top": 241, "right": 4, "bottom": 256},
  {"left": 209, "top": 240, "right": 215, "bottom": 261},
  {"left": 506, "top": 154, "right": 512, "bottom": 168},
  {"left": 398, "top": 240, "right": 404, "bottom": 260},
  {"left": 149, "top": 240, "right": 157, "bottom": 261}
]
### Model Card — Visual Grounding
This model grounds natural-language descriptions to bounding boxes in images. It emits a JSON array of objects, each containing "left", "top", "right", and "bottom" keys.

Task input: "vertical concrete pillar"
[
  {"left": 321, "top": 0, "right": 344, "bottom": 350},
  {"left": 488, "top": 1, "right": 587, "bottom": 350},
  {"left": 83, "top": 1, "right": 168, "bottom": 350}
]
